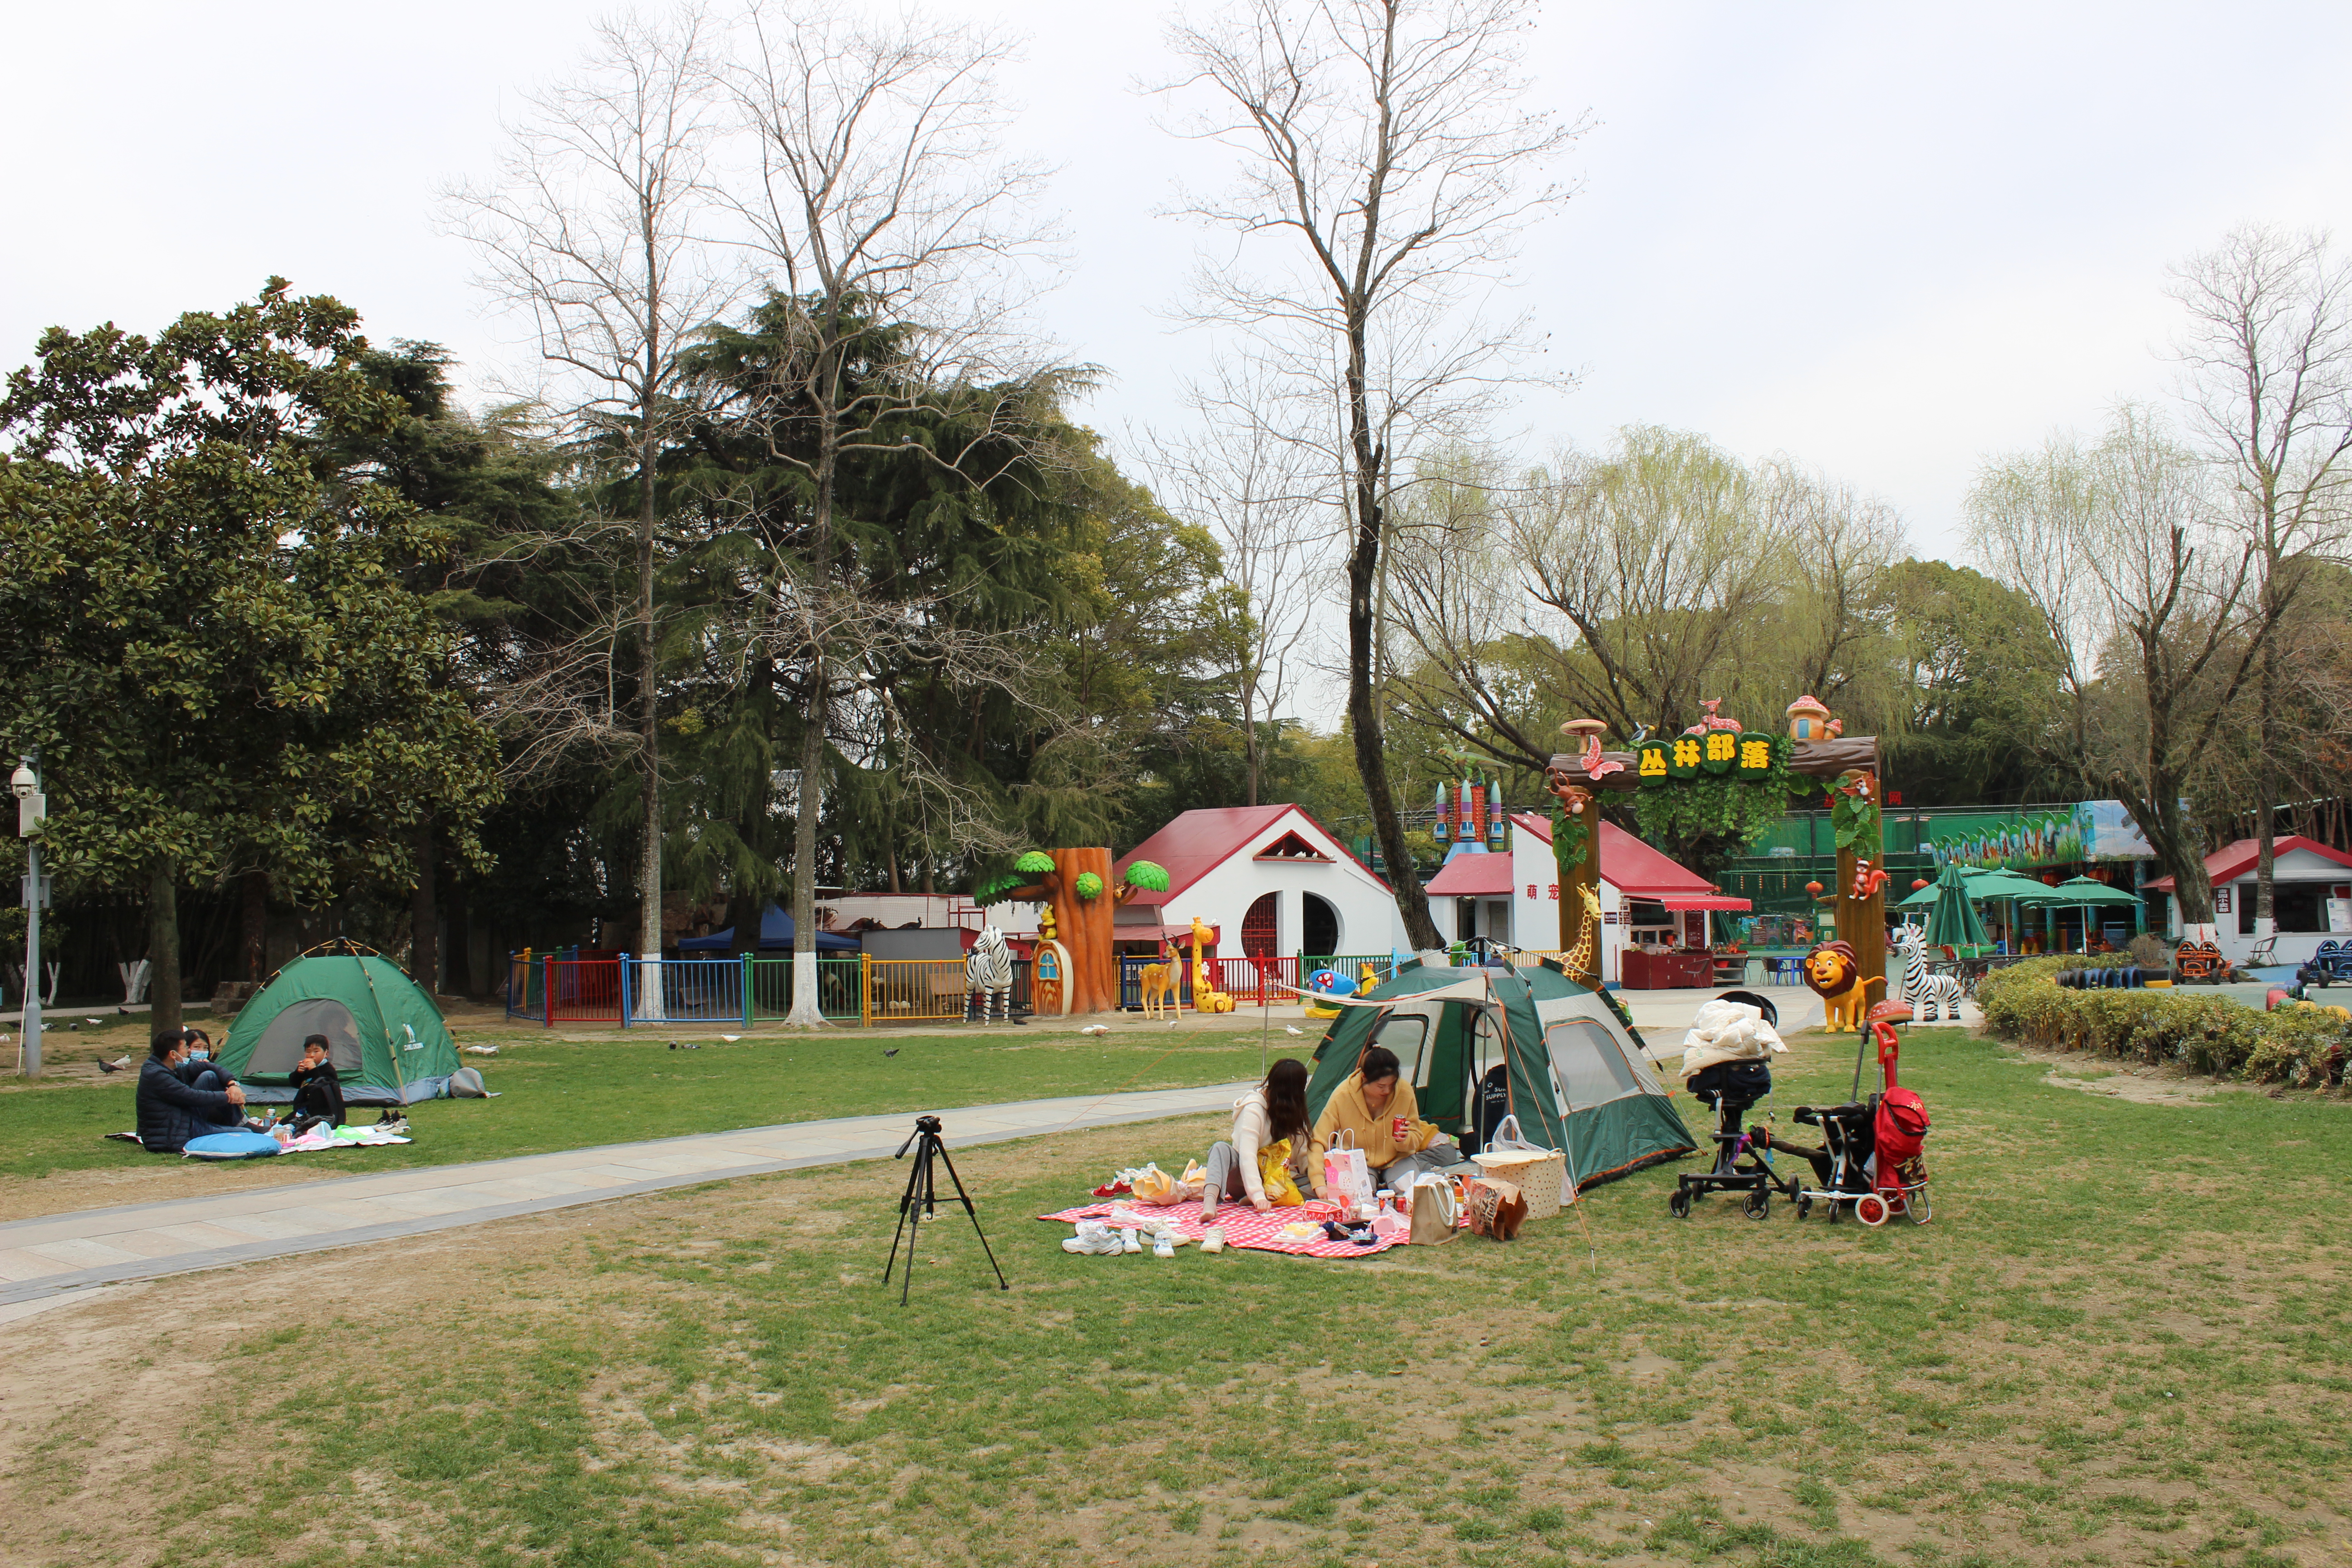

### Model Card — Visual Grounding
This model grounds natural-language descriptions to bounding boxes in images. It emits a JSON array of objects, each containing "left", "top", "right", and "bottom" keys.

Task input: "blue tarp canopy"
[{"left": 676, "top": 905, "right": 861, "bottom": 953}]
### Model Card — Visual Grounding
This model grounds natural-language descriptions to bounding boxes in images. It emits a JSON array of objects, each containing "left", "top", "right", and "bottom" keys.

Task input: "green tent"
[
  {"left": 1306, "top": 958, "right": 1692, "bottom": 1194},
  {"left": 218, "top": 952, "right": 461, "bottom": 1106}
]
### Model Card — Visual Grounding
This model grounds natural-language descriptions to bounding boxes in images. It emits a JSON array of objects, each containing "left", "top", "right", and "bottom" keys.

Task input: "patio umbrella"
[
  {"left": 2033, "top": 875, "right": 2143, "bottom": 952},
  {"left": 1923, "top": 862, "right": 1989, "bottom": 950}
]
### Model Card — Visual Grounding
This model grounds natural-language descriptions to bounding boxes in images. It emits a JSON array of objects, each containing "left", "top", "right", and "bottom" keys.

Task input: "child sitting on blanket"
[{"left": 1199, "top": 1058, "right": 1320, "bottom": 1219}]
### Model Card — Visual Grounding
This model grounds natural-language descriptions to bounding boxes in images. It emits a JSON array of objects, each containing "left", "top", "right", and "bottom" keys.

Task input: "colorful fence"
[{"left": 505, "top": 951, "right": 1034, "bottom": 1027}]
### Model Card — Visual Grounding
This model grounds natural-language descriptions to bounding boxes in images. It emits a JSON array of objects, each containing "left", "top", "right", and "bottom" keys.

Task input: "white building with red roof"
[
  {"left": 1424, "top": 812, "right": 1732, "bottom": 984},
  {"left": 2144, "top": 835, "right": 2352, "bottom": 963},
  {"left": 1113, "top": 805, "right": 1410, "bottom": 960}
]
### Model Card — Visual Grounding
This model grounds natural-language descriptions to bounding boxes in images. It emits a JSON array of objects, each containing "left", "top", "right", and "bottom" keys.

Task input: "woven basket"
[{"left": 1470, "top": 1148, "right": 1566, "bottom": 1220}]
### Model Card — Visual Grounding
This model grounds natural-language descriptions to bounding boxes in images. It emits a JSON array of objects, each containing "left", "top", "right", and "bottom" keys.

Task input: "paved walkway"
[{"left": 0, "top": 1082, "right": 1250, "bottom": 1312}]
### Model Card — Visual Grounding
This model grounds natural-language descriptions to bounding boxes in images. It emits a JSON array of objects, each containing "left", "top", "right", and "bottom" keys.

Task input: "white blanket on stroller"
[{"left": 1678, "top": 1000, "right": 1787, "bottom": 1080}]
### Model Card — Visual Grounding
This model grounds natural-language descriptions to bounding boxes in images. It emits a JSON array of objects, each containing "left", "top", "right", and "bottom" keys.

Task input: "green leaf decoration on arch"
[
  {"left": 1123, "top": 860, "right": 1171, "bottom": 893},
  {"left": 1013, "top": 850, "right": 1056, "bottom": 876},
  {"left": 1074, "top": 871, "right": 1105, "bottom": 900}
]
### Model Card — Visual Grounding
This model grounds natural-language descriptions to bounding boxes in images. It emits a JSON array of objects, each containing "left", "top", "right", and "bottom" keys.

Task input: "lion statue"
[{"left": 1803, "top": 939, "right": 1885, "bottom": 1033}]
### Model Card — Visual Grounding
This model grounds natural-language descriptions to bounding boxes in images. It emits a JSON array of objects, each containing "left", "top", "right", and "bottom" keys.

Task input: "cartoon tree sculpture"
[{"left": 980, "top": 852, "right": 1171, "bottom": 1015}]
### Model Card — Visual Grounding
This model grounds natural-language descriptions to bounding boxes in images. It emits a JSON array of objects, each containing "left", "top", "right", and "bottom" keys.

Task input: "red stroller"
[{"left": 1758, "top": 1000, "right": 1932, "bottom": 1226}]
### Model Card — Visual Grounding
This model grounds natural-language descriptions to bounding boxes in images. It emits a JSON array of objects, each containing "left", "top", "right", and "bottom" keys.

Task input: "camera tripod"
[{"left": 882, "top": 1115, "right": 1009, "bottom": 1305}]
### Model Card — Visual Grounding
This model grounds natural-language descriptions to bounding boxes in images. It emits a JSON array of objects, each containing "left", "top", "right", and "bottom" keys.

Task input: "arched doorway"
[
  {"left": 1241, "top": 892, "right": 1279, "bottom": 959},
  {"left": 1302, "top": 892, "right": 1339, "bottom": 956}
]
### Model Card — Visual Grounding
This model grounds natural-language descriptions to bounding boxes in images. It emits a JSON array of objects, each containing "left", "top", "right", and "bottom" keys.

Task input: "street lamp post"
[{"left": 12, "top": 752, "right": 43, "bottom": 1078}]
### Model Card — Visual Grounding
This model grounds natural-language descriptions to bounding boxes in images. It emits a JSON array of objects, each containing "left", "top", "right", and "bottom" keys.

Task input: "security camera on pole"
[{"left": 11, "top": 752, "right": 46, "bottom": 1078}]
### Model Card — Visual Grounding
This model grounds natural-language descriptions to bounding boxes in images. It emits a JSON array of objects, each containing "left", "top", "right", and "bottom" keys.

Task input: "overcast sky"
[{"left": 9, "top": 0, "right": 2352, "bottom": 577}]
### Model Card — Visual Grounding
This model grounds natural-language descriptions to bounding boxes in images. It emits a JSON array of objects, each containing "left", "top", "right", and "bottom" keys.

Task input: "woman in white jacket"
[{"left": 1200, "top": 1058, "right": 1320, "bottom": 1218}]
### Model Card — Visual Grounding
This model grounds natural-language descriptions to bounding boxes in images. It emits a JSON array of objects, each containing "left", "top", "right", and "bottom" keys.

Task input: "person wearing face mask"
[
  {"left": 1309, "top": 1044, "right": 1455, "bottom": 1191},
  {"left": 136, "top": 1029, "right": 248, "bottom": 1152}
]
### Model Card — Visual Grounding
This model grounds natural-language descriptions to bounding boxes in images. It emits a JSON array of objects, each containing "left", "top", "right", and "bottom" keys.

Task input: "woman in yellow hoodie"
[{"left": 1311, "top": 1045, "right": 1457, "bottom": 1192}]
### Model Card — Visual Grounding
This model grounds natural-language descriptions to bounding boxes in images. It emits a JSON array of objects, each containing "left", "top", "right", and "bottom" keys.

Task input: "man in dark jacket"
[{"left": 136, "top": 1029, "right": 246, "bottom": 1152}]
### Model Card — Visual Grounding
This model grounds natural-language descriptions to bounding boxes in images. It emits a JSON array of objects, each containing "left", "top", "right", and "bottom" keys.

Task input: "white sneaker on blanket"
[{"left": 1061, "top": 1221, "right": 1122, "bottom": 1256}]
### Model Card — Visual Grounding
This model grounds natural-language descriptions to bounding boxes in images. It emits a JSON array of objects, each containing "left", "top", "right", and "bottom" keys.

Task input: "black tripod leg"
[
  {"left": 898, "top": 1145, "right": 931, "bottom": 1306},
  {"left": 930, "top": 1139, "right": 1010, "bottom": 1291},
  {"left": 883, "top": 1140, "right": 926, "bottom": 1289}
]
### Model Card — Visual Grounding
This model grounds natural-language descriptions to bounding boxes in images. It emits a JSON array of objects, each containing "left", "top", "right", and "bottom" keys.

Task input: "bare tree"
[
  {"left": 1142, "top": 359, "right": 1331, "bottom": 804},
  {"left": 446, "top": 5, "right": 735, "bottom": 1011},
  {"left": 1159, "top": 0, "right": 1580, "bottom": 947},
  {"left": 720, "top": 0, "right": 1062, "bottom": 1024},
  {"left": 2170, "top": 224, "right": 2352, "bottom": 939},
  {"left": 1970, "top": 408, "right": 2266, "bottom": 932}
]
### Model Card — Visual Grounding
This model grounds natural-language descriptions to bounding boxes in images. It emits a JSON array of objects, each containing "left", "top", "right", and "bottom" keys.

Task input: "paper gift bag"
[
  {"left": 1406, "top": 1174, "right": 1459, "bottom": 1245},
  {"left": 1465, "top": 1177, "right": 1528, "bottom": 1241}
]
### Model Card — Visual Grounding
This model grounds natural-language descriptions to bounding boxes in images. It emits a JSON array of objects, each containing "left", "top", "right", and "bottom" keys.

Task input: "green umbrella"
[
  {"left": 2021, "top": 875, "right": 2141, "bottom": 952},
  {"left": 1923, "top": 862, "right": 1989, "bottom": 949}
]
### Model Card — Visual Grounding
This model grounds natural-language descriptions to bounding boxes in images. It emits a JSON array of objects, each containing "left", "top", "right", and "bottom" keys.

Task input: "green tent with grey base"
[
  {"left": 1307, "top": 957, "right": 1693, "bottom": 1198},
  {"left": 218, "top": 950, "right": 461, "bottom": 1106}
]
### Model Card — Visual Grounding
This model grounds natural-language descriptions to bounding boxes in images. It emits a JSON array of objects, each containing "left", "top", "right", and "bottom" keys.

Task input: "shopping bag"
[
  {"left": 1176, "top": 1159, "right": 1210, "bottom": 1203},
  {"left": 1406, "top": 1174, "right": 1459, "bottom": 1245},
  {"left": 1257, "top": 1138, "right": 1304, "bottom": 1206},
  {"left": 1322, "top": 1128, "right": 1375, "bottom": 1217},
  {"left": 1464, "top": 1177, "right": 1528, "bottom": 1241}
]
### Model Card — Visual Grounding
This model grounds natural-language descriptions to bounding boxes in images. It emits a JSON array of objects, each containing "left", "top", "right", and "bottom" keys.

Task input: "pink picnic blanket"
[{"left": 1039, "top": 1199, "right": 1414, "bottom": 1259}]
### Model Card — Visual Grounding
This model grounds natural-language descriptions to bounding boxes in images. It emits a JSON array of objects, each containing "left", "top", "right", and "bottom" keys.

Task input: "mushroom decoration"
[{"left": 1785, "top": 695, "right": 1843, "bottom": 743}]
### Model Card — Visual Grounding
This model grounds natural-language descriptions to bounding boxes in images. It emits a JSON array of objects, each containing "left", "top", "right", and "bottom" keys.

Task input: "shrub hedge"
[{"left": 1975, "top": 956, "right": 2348, "bottom": 1088}]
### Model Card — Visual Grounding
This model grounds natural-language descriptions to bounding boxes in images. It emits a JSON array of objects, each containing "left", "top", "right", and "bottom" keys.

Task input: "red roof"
[
  {"left": 2143, "top": 835, "right": 2352, "bottom": 892},
  {"left": 1425, "top": 852, "right": 1515, "bottom": 897},
  {"left": 1115, "top": 805, "right": 1387, "bottom": 901},
  {"left": 1509, "top": 812, "right": 1713, "bottom": 898}
]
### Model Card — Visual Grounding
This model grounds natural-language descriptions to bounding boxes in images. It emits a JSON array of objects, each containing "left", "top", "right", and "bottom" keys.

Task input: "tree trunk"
[
  {"left": 1049, "top": 851, "right": 1119, "bottom": 1014},
  {"left": 1832, "top": 773, "right": 1887, "bottom": 1023},
  {"left": 148, "top": 858, "right": 182, "bottom": 1034},
  {"left": 785, "top": 681, "right": 829, "bottom": 1027},
  {"left": 634, "top": 388, "right": 666, "bottom": 1019},
  {"left": 411, "top": 823, "right": 439, "bottom": 994},
  {"left": 1343, "top": 317, "right": 1440, "bottom": 950},
  {"left": 2254, "top": 620, "right": 2278, "bottom": 939},
  {"left": 239, "top": 870, "right": 268, "bottom": 983}
]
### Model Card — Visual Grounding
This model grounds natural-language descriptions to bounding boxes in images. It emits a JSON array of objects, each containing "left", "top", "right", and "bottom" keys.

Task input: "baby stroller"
[
  {"left": 1670, "top": 995, "right": 1803, "bottom": 1221},
  {"left": 1758, "top": 1000, "right": 1931, "bottom": 1226}
]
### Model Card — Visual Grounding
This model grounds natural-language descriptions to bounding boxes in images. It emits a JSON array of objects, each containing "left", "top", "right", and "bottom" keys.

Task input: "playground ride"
[
  {"left": 1188, "top": 916, "right": 1235, "bottom": 1013},
  {"left": 977, "top": 851, "right": 1170, "bottom": 1015}
]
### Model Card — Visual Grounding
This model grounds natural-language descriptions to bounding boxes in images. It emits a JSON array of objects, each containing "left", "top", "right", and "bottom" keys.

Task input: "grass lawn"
[
  {"left": 3, "top": 1023, "right": 2345, "bottom": 1567},
  {"left": 0, "top": 1013, "right": 1270, "bottom": 1215}
]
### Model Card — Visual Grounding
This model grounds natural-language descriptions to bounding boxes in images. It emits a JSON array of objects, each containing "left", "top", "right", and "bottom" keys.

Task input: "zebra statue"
[
  {"left": 1890, "top": 926, "right": 1963, "bottom": 1022},
  {"left": 965, "top": 924, "right": 1014, "bottom": 1024}
]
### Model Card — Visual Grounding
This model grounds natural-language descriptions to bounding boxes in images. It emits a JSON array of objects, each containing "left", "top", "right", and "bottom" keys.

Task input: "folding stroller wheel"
[
  {"left": 1854, "top": 1194, "right": 1891, "bottom": 1227},
  {"left": 1795, "top": 1195, "right": 1813, "bottom": 1220},
  {"left": 1742, "top": 1189, "right": 1770, "bottom": 1221},
  {"left": 1668, "top": 1188, "right": 1693, "bottom": 1219}
]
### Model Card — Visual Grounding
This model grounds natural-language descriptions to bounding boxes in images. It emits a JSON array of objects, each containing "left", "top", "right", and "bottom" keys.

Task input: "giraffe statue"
[{"left": 1563, "top": 882, "right": 1604, "bottom": 978}]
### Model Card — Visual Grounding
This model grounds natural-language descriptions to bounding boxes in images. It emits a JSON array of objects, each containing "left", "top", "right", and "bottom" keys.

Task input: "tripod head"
[{"left": 896, "top": 1113, "right": 944, "bottom": 1158}]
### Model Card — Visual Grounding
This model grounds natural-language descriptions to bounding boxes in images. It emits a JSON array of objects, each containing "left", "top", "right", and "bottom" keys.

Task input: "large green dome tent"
[
  {"left": 1307, "top": 957, "right": 1692, "bottom": 1197},
  {"left": 218, "top": 946, "right": 461, "bottom": 1105}
]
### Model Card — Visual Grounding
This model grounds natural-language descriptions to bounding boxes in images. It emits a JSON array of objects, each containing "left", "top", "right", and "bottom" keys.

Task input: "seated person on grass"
[
  {"left": 288, "top": 1034, "right": 346, "bottom": 1127},
  {"left": 1198, "top": 1058, "right": 1321, "bottom": 1219},
  {"left": 137, "top": 1029, "right": 247, "bottom": 1152},
  {"left": 1311, "top": 1045, "right": 1459, "bottom": 1194}
]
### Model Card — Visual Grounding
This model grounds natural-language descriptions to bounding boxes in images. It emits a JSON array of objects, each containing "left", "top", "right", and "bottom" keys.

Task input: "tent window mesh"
[
  {"left": 1544, "top": 1020, "right": 1640, "bottom": 1107},
  {"left": 1372, "top": 1014, "right": 1430, "bottom": 1086}
]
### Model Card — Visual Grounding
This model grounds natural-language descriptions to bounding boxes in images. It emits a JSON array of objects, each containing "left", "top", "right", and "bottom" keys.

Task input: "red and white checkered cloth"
[{"left": 1039, "top": 1198, "right": 1423, "bottom": 1259}]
